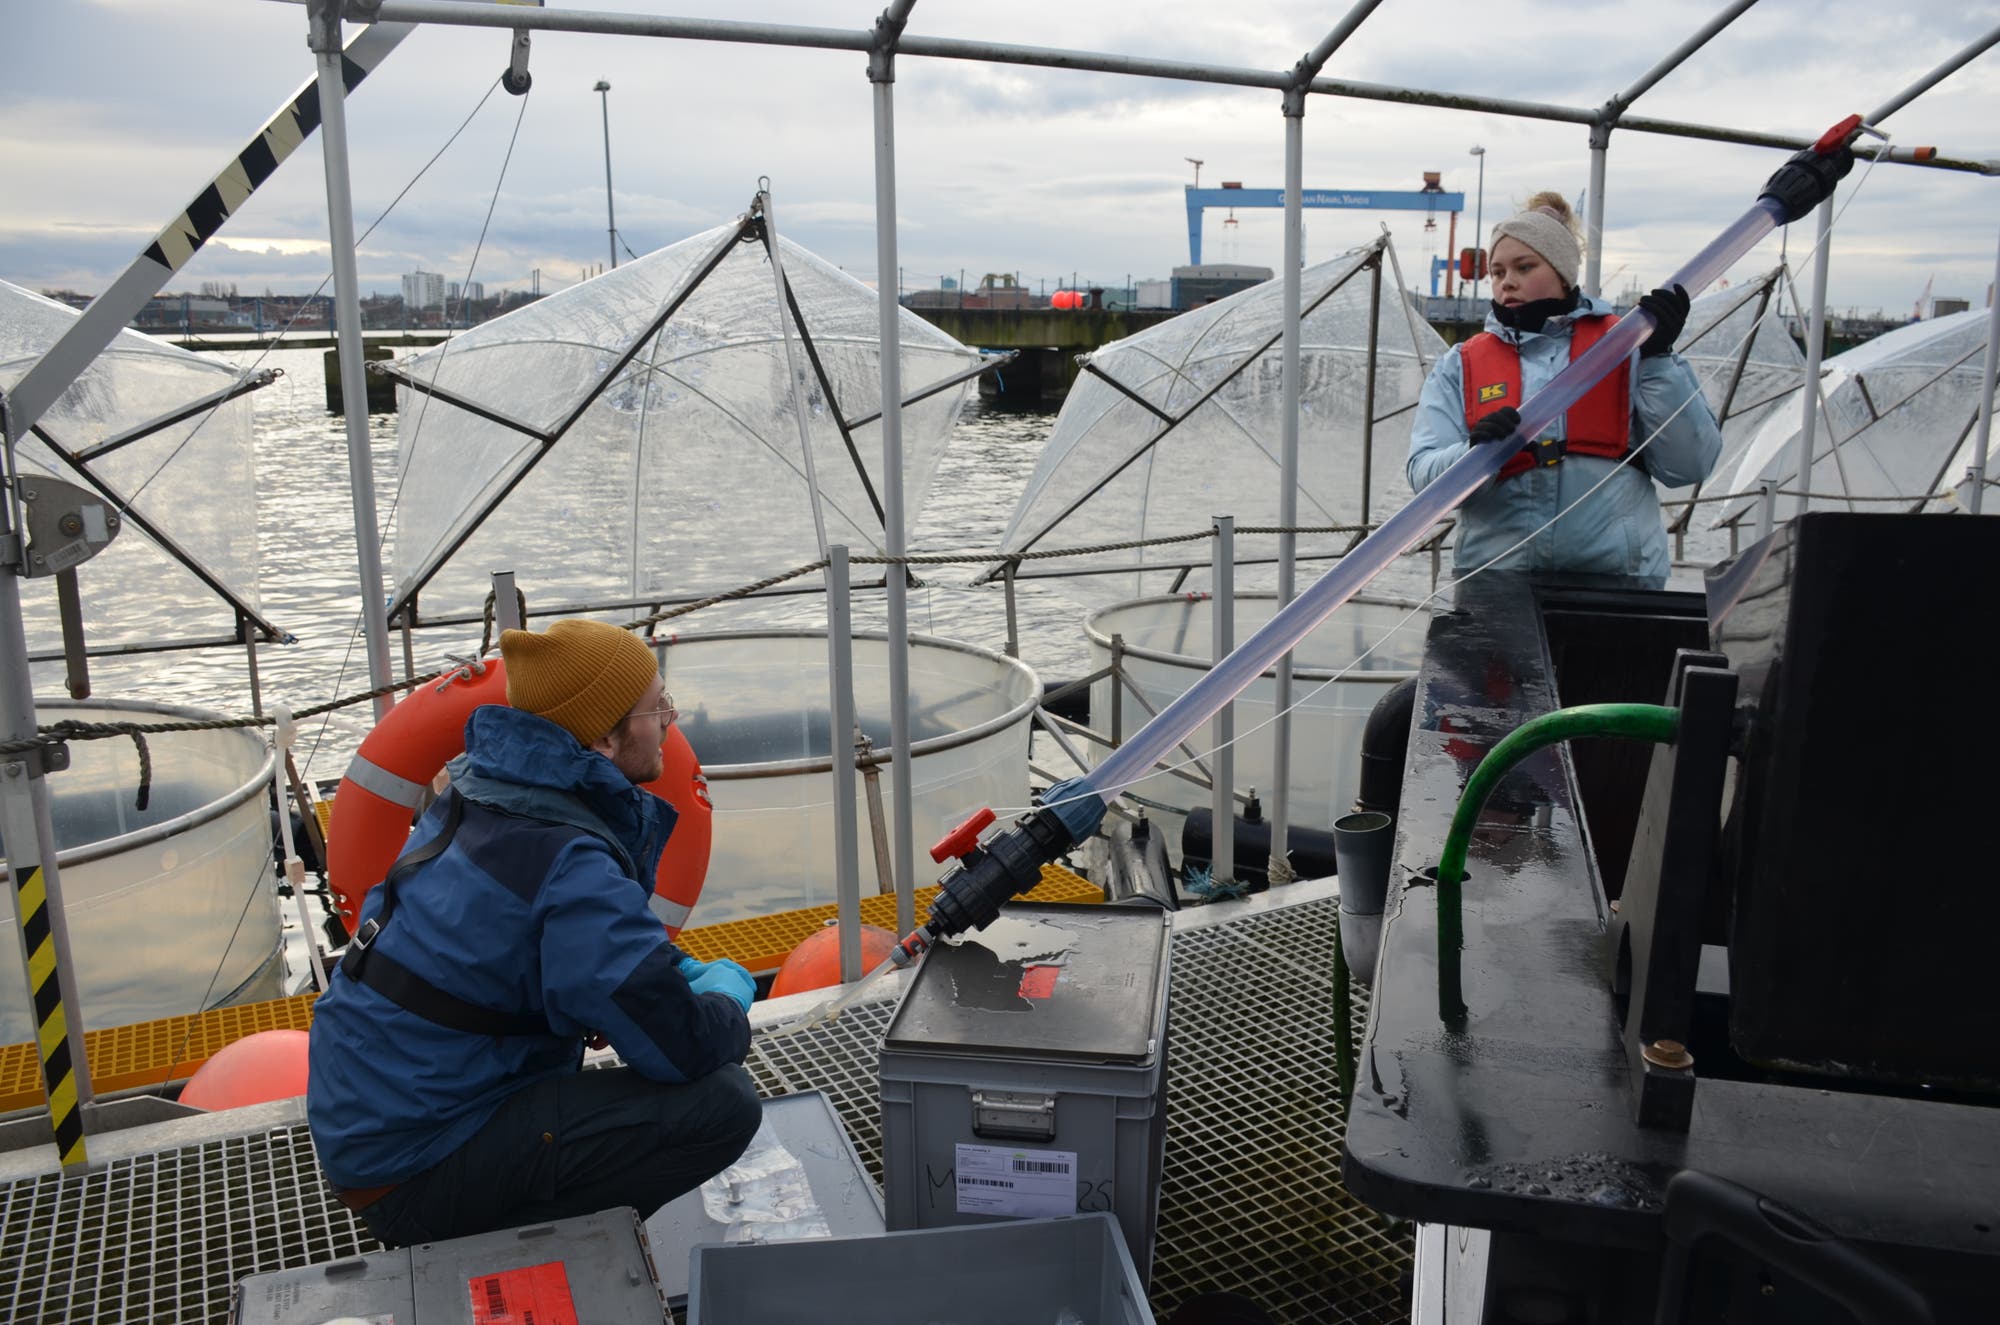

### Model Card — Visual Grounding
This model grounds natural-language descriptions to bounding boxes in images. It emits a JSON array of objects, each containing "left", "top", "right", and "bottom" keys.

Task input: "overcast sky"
[{"left": 5, "top": 0, "right": 1995, "bottom": 315}]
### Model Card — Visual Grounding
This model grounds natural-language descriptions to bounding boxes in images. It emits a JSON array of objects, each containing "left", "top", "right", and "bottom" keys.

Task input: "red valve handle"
[
  {"left": 1812, "top": 114, "right": 1862, "bottom": 156},
  {"left": 930, "top": 807, "right": 996, "bottom": 863}
]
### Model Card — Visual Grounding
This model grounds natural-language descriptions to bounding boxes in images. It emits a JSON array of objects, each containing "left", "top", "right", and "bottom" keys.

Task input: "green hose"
[{"left": 1435, "top": 703, "right": 1679, "bottom": 1024}]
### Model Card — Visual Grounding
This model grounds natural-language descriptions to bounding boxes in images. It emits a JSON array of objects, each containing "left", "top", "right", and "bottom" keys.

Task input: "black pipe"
[
  {"left": 1181, "top": 807, "right": 1339, "bottom": 891},
  {"left": 1356, "top": 675, "right": 1417, "bottom": 820},
  {"left": 1039, "top": 678, "right": 1091, "bottom": 723}
]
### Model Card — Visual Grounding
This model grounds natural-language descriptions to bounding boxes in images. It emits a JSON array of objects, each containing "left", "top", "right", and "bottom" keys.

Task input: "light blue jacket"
[
  {"left": 1406, "top": 295, "right": 1722, "bottom": 585},
  {"left": 307, "top": 705, "right": 747, "bottom": 1188}
]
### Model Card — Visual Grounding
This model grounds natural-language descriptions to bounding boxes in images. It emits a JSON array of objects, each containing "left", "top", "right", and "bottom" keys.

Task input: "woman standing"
[{"left": 1407, "top": 193, "right": 1722, "bottom": 587}]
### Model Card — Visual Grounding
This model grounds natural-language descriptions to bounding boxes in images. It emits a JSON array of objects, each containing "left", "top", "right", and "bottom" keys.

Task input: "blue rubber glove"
[
  {"left": 676, "top": 955, "right": 712, "bottom": 983},
  {"left": 688, "top": 958, "right": 756, "bottom": 1012}
]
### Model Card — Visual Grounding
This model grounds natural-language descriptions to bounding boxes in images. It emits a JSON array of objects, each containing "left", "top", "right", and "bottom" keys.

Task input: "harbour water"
[
  {"left": 23, "top": 347, "right": 1108, "bottom": 785},
  {"left": 29, "top": 343, "right": 1458, "bottom": 785}
]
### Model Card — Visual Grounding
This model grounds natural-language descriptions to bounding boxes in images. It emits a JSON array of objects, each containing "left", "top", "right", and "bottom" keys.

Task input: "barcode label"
[{"left": 954, "top": 1143, "right": 1077, "bottom": 1219}]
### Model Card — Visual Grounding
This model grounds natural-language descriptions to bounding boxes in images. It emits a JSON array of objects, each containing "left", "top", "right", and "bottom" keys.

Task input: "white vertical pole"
[
  {"left": 827, "top": 546, "right": 863, "bottom": 983},
  {"left": 1211, "top": 517, "right": 1236, "bottom": 888},
  {"left": 1271, "top": 104, "right": 1304, "bottom": 882},
  {"left": 870, "top": 17, "right": 917, "bottom": 935},
  {"left": 1967, "top": 229, "right": 2000, "bottom": 515},
  {"left": 1794, "top": 199, "right": 1835, "bottom": 519},
  {"left": 311, "top": 1, "right": 394, "bottom": 719},
  {"left": 1585, "top": 127, "right": 1609, "bottom": 299}
]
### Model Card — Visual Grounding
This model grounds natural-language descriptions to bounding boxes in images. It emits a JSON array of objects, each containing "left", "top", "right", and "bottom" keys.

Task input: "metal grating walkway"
[{"left": 0, "top": 895, "right": 1411, "bottom": 1324}]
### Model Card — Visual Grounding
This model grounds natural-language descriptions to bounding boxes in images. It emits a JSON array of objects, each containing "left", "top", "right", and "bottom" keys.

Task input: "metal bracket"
[
  {"left": 1606, "top": 650, "right": 1737, "bottom": 1132},
  {"left": 502, "top": 28, "right": 532, "bottom": 95},
  {"left": 16, "top": 476, "right": 121, "bottom": 579}
]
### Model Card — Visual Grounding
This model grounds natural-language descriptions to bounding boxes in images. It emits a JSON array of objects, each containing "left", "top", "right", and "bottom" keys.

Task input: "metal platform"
[{"left": 0, "top": 887, "right": 1411, "bottom": 1324}]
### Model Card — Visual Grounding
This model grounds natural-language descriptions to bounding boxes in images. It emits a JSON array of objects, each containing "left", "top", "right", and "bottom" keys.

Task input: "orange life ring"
[{"left": 326, "top": 658, "right": 712, "bottom": 939}]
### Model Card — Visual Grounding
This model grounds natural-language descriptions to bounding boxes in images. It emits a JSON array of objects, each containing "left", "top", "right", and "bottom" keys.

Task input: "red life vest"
[{"left": 1460, "top": 314, "right": 1631, "bottom": 480}]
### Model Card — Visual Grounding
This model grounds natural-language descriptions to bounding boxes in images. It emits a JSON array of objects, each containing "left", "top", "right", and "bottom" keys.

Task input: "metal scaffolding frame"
[{"left": 2, "top": 0, "right": 1995, "bottom": 1171}]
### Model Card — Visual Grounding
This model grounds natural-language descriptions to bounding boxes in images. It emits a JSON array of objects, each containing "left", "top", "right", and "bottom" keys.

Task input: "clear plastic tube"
[{"left": 1081, "top": 197, "right": 1786, "bottom": 804}]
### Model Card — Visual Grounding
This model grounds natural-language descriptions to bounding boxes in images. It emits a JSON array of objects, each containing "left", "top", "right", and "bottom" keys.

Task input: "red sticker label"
[
  {"left": 469, "top": 1261, "right": 579, "bottom": 1325},
  {"left": 1017, "top": 965, "right": 1061, "bottom": 998}
]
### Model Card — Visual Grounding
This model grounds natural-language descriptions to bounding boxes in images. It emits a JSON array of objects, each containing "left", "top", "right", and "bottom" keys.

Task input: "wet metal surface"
[{"left": 1341, "top": 571, "right": 2000, "bottom": 1261}]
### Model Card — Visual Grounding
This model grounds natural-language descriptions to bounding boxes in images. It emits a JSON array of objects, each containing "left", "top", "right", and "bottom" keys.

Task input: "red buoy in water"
[
  {"left": 770, "top": 924, "right": 898, "bottom": 998},
  {"left": 179, "top": 1029, "right": 311, "bottom": 1111}
]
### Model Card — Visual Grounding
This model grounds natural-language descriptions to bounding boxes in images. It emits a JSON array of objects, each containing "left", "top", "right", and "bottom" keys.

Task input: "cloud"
[{"left": 4, "top": 0, "right": 1995, "bottom": 312}]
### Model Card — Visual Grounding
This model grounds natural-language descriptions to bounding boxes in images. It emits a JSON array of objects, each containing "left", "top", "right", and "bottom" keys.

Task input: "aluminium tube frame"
[
  {"left": 825, "top": 547, "right": 864, "bottom": 983},
  {"left": 1967, "top": 229, "right": 2000, "bottom": 515},
  {"left": 1795, "top": 200, "right": 1835, "bottom": 519},
  {"left": 1211, "top": 517, "right": 1236, "bottom": 888},
  {"left": 872, "top": 0, "right": 919, "bottom": 935},
  {"left": 311, "top": 0, "right": 396, "bottom": 719}
]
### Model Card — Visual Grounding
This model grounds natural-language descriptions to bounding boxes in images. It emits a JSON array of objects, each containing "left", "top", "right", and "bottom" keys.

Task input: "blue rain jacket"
[
  {"left": 1407, "top": 295, "right": 1722, "bottom": 585},
  {"left": 307, "top": 705, "right": 747, "bottom": 1189}
]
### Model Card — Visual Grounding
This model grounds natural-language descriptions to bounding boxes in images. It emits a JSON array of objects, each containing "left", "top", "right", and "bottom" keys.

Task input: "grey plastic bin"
[
  {"left": 229, "top": 1207, "right": 664, "bottom": 1323},
  {"left": 685, "top": 1211, "right": 1155, "bottom": 1324},
  {"left": 879, "top": 903, "right": 1172, "bottom": 1284}
]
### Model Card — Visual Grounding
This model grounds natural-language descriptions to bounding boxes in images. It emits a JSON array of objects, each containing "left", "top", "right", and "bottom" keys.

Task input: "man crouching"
[{"left": 308, "top": 618, "right": 760, "bottom": 1246}]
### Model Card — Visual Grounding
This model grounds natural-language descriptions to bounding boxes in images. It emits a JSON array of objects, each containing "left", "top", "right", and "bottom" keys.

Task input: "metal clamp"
[{"left": 16, "top": 477, "right": 120, "bottom": 578}]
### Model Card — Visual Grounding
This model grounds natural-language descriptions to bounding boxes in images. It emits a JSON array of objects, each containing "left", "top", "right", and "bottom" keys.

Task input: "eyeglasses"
[{"left": 626, "top": 693, "right": 678, "bottom": 725}]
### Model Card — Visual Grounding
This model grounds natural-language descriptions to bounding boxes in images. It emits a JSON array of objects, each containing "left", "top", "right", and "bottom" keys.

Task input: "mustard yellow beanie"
[{"left": 499, "top": 619, "right": 658, "bottom": 747}]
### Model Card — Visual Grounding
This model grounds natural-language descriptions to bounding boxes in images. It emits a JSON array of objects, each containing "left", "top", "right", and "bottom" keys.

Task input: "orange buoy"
[
  {"left": 326, "top": 657, "right": 712, "bottom": 938},
  {"left": 770, "top": 923, "right": 899, "bottom": 998},
  {"left": 179, "top": 1029, "right": 310, "bottom": 1111},
  {"left": 640, "top": 729, "right": 711, "bottom": 939}
]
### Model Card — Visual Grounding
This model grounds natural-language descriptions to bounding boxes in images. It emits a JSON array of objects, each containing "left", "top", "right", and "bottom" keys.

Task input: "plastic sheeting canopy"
[
  {"left": 386, "top": 216, "right": 985, "bottom": 618},
  {"left": 1714, "top": 304, "right": 1994, "bottom": 525},
  {"left": 0, "top": 279, "right": 267, "bottom": 648},
  {"left": 997, "top": 239, "right": 1445, "bottom": 606}
]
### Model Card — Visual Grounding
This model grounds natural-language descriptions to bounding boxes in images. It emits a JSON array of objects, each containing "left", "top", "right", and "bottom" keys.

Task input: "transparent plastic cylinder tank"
[
  {"left": 0, "top": 699, "right": 283, "bottom": 1045},
  {"left": 1085, "top": 595, "right": 1424, "bottom": 856},
  {"left": 661, "top": 632, "right": 1039, "bottom": 927}
]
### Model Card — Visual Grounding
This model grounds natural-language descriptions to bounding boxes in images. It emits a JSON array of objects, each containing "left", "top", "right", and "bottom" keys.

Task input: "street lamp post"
[
  {"left": 1185, "top": 156, "right": 1204, "bottom": 190},
  {"left": 594, "top": 80, "right": 618, "bottom": 270},
  {"left": 1469, "top": 145, "right": 1486, "bottom": 308}
]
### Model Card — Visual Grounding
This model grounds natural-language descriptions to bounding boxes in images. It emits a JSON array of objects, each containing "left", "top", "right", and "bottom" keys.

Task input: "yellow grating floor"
[
  {"left": 677, "top": 863, "right": 1103, "bottom": 972},
  {"left": 0, "top": 993, "right": 319, "bottom": 1115},
  {"left": 0, "top": 867, "right": 1100, "bottom": 1114}
]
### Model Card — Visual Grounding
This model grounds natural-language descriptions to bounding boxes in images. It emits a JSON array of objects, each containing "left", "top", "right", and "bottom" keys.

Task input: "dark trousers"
[{"left": 358, "top": 1064, "right": 761, "bottom": 1248}]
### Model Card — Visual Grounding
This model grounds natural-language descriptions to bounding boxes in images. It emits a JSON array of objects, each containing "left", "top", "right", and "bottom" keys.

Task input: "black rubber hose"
[{"left": 1355, "top": 676, "right": 1417, "bottom": 819}]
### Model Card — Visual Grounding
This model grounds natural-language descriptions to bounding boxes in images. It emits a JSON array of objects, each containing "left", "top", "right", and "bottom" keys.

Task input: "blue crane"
[{"left": 1185, "top": 183, "right": 1466, "bottom": 266}]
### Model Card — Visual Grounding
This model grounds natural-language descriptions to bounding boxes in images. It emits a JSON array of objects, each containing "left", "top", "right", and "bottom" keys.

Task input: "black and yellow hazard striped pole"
[
  {"left": 8, "top": 855, "right": 89, "bottom": 1167},
  {"left": 3, "top": 395, "right": 95, "bottom": 1168}
]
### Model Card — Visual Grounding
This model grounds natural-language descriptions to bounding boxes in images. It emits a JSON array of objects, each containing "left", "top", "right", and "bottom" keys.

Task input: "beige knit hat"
[
  {"left": 500, "top": 619, "right": 659, "bottom": 747},
  {"left": 1490, "top": 206, "right": 1581, "bottom": 288}
]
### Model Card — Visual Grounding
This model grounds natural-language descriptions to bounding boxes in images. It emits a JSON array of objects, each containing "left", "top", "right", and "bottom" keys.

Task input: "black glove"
[
  {"left": 1468, "top": 406, "right": 1521, "bottom": 446},
  {"left": 1638, "top": 284, "right": 1689, "bottom": 358}
]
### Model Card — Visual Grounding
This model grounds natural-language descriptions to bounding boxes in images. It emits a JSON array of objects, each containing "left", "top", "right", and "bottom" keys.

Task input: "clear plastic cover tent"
[
  {"left": 1713, "top": 306, "right": 1994, "bottom": 527},
  {"left": 996, "top": 237, "right": 1444, "bottom": 606},
  {"left": 384, "top": 212, "right": 987, "bottom": 619},
  {"left": 1662, "top": 268, "right": 1811, "bottom": 498},
  {"left": 0, "top": 280, "right": 274, "bottom": 648}
]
